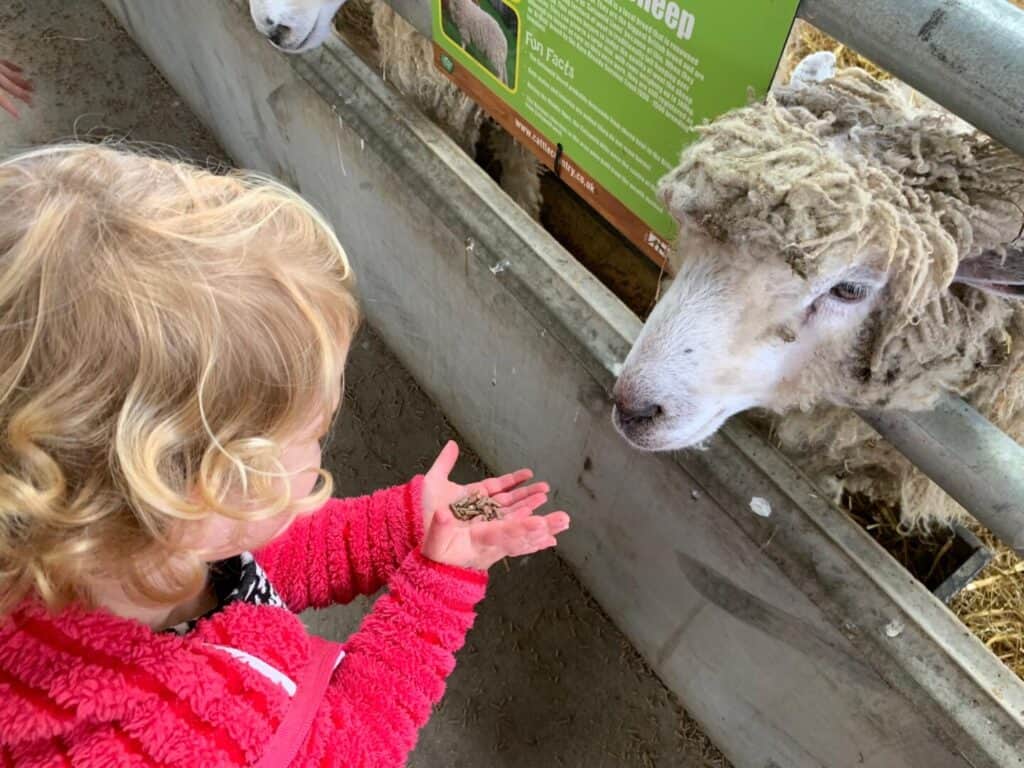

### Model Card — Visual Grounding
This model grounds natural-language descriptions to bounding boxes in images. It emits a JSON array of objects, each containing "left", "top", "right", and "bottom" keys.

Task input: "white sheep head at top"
[
  {"left": 614, "top": 55, "right": 1024, "bottom": 452},
  {"left": 249, "top": 0, "right": 347, "bottom": 53}
]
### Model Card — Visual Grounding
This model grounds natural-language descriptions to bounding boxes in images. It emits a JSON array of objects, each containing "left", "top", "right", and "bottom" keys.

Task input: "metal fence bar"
[
  {"left": 798, "top": 0, "right": 1024, "bottom": 157},
  {"left": 859, "top": 397, "right": 1024, "bottom": 556}
]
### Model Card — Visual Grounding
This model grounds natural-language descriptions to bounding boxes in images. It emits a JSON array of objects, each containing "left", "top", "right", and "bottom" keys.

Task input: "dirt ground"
[{"left": 0, "top": 1, "right": 727, "bottom": 765}]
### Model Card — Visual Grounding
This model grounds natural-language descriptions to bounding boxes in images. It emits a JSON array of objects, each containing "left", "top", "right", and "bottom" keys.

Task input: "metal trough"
[{"left": 101, "top": 1, "right": 1024, "bottom": 765}]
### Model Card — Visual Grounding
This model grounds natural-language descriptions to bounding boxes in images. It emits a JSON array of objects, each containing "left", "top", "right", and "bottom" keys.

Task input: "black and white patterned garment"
[{"left": 166, "top": 552, "right": 285, "bottom": 635}]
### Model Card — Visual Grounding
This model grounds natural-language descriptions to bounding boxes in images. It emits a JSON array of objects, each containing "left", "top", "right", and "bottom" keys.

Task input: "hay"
[
  {"left": 951, "top": 526, "right": 1024, "bottom": 677},
  {"left": 785, "top": 15, "right": 1024, "bottom": 683},
  {"left": 845, "top": 495, "right": 964, "bottom": 591},
  {"left": 845, "top": 493, "right": 1024, "bottom": 684},
  {"left": 337, "top": 0, "right": 376, "bottom": 41}
]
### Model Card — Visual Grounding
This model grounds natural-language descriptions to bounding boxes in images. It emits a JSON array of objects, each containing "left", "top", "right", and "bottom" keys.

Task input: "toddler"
[{"left": 0, "top": 144, "right": 570, "bottom": 767}]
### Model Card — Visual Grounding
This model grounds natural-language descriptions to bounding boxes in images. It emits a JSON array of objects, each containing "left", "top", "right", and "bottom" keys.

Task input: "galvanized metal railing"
[{"left": 799, "top": 0, "right": 1024, "bottom": 158}]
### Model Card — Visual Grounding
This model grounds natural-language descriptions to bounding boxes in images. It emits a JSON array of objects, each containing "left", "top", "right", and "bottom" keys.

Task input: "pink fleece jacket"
[{"left": 0, "top": 477, "right": 489, "bottom": 767}]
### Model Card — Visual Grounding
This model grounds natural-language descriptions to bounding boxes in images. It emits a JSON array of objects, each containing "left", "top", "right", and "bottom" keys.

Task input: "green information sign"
[{"left": 432, "top": 0, "right": 800, "bottom": 266}]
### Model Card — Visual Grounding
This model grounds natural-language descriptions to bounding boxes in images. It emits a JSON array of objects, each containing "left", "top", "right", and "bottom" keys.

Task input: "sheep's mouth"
[
  {"left": 273, "top": 14, "right": 320, "bottom": 52},
  {"left": 614, "top": 408, "right": 729, "bottom": 452}
]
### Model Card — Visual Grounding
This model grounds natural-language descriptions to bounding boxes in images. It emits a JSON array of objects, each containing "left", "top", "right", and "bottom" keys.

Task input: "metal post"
[
  {"left": 859, "top": 396, "right": 1024, "bottom": 556},
  {"left": 798, "top": 0, "right": 1024, "bottom": 158}
]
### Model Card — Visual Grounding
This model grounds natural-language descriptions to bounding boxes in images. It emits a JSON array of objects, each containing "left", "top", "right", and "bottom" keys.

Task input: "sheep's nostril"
[
  {"left": 615, "top": 400, "right": 664, "bottom": 424},
  {"left": 267, "top": 23, "right": 292, "bottom": 45}
]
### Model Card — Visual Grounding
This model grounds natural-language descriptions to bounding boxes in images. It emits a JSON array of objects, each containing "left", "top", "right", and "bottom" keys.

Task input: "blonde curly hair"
[{"left": 0, "top": 143, "right": 359, "bottom": 615}]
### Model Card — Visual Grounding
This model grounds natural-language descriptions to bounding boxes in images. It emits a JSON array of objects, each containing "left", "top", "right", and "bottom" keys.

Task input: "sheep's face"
[
  {"left": 613, "top": 63, "right": 1024, "bottom": 452},
  {"left": 613, "top": 229, "right": 888, "bottom": 450},
  {"left": 249, "top": 0, "right": 345, "bottom": 53}
]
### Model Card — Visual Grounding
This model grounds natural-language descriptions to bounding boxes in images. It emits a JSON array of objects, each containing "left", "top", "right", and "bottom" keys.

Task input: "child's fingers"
[
  {"left": 490, "top": 481, "right": 548, "bottom": 508},
  {"left": 474, "top": 468, "right": 533, "bottom": 496},
  {"left": 469, "top": 511, "right": 569, "bottom": 562},
  {"left": 0, "top": 60, "right": 23, "bottom": 73},
  {"left": 0, "top": 65, "right": 32, "bottom": 91},
  {"left": 503, "top": 492, "right": 549, "bottom": 519},
  {"left": 0, "top": 73, "right": 31, "bottom": 104},
  {"left": 0, "top": 93, "right": 19, "bottom": 118},
  {"left": 543, "top": 511, "right": 571, "bottom": 533},
  {"left": 504, "top": 532, "right": 559, "bottom": 558},
  {"left": 470, "top": 514, "right": 542, "bottom": 549},
  {"left": 8, "top": 72, "right": 33, "bottom": 92}
]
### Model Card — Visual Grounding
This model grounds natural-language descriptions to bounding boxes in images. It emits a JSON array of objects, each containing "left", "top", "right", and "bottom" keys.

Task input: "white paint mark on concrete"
[
  {"left": 884, "top": 619, "right": 905, "bottom": 639},
  {"left": 750, "top": 497, "right": 772, "bottom": 518}
]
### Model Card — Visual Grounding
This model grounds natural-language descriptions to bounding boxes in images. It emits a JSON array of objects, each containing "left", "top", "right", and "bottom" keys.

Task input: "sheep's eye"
[{"left": 829, "top": 282, "right": 870, "bottom": 303}]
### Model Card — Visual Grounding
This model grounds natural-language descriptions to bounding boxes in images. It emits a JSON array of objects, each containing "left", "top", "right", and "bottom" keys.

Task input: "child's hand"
[
  {"left": 0, "top": 60, "right": 33, "bottom": 118},
  {"left": 421, "top": 500, "right": 570, "bottom": 571},
  {"left": 421, "top": 441, "right": 550, "bottom": 533}
]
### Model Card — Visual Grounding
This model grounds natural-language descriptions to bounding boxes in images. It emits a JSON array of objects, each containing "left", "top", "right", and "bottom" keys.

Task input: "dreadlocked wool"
[{"left": 659, "top": 68, "right": 1024, "bottom": 527}]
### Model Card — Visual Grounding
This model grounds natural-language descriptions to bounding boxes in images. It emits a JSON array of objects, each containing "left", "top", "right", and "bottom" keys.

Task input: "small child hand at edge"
[{"left": 0, "top": 59, "right": 33, "bottom": 118}]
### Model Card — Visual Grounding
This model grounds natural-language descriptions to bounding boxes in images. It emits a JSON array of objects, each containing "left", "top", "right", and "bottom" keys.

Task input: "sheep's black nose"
[
  {"left": 614, "top": 399, "right": 664, "bottom": 424},
  {"left": 267, "top": 23, "right": 291, "bottom": 45}
]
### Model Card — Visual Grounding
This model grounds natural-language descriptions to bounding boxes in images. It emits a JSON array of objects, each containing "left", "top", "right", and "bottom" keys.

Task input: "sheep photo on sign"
[{"left": 441, "top": 0, "right": 516, "bottom": 87}]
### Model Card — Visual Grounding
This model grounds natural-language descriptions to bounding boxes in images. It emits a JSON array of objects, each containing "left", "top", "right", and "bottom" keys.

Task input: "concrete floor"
[{"left": 0, "top": 1, "right": 727, "bottom": 765}]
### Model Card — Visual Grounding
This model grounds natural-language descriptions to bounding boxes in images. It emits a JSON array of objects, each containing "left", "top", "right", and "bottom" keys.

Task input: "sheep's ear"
[
  {"left": 790, "top": 51, "right": 837, "bottom": 88},
  {"left": 953, "top": 247, "right": 1024, "bottom": 299}
]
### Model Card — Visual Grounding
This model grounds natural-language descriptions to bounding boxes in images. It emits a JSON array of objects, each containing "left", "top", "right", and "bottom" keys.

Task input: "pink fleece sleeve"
[
  {"left": 316, "top": 550, "right": 488, "bottom": 767},
  {"left": 255, "top": 477, "right": 426, "bottom": 613}
]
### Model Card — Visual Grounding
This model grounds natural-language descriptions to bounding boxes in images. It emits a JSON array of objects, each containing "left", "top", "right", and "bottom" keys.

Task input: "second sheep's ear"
[
  {"left": 789, "top": 51, "right": 837, "bottom": 88},
  {"left": 953, "top": 247, "right": 1024, "bottom": 299}
]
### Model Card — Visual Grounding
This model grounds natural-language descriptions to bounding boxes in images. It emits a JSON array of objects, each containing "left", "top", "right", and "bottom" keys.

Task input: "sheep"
[
  {"left": 444, "top": 0, "right": 510, "bottom": 86},
  {"left": 249, "top": 0, "right": 543, "bottom": 219},
  {"left": 612, "top": 53, "right": 1024, "bottom": 529}
]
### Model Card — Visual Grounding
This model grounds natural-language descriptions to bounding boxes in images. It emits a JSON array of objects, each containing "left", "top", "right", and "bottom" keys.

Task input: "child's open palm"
[
  {"left": 422, "top": 502, "right": 570, "bottom": 571},
  {"left": 420, "top": 441, "right": 551, "bottom": 531},
  {"left": 420, "top": 441, "right": 570, "bottom": 571}
]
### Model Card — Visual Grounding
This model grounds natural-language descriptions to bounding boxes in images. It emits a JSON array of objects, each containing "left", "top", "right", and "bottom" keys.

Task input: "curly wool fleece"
[{"left": 659, "top": 69, "right": 1024, "bottom": 527}]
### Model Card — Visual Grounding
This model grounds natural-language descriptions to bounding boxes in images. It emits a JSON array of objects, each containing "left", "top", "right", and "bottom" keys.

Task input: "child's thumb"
[{"left": 427, "top": 440, "right": 460, "bottom": 479}]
